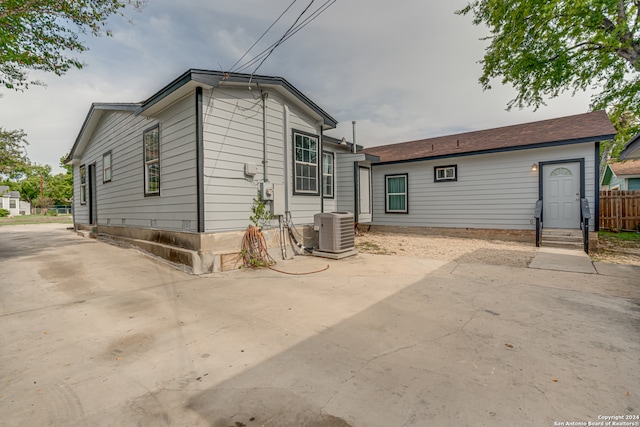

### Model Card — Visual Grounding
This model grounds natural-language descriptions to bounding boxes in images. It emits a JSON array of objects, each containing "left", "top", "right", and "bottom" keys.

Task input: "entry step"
[{"left": 541, "top": 229, "right": 583, "bottom": 249}]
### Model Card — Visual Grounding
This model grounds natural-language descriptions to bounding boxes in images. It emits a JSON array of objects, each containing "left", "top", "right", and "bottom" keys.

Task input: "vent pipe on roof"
[{"left": 352, "top": 121, "right": 357, "bottom": 154}]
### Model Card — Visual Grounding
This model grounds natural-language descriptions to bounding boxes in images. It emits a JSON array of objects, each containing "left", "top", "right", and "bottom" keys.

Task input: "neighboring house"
[
  {"left": 620, "top": 132, "right": 640, "bottom": 160},
  {"left": 364, "top": 111, "right": 616, "bottom": 245},
  {"left": 0, "top": 186, "right": 29, "bottom": 216},
  {"left": 601, "top": 159, "right": 640, "bottom": 190},
  {"left": 67, "top": 69, "right": 373, "bottom": 273}
]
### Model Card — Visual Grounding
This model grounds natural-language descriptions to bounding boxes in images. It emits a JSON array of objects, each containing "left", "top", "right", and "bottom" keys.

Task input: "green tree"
[
  {"left": 0, "top": 0, "right": 144, "bottom": 90},
  {"left": 46, "top": 155, "right": 73, "bottom": 204},
  {"left": 457, "top": 0, "right": 640, "bottom": 158},
  {"left": 17, "top": 163, "right": 51, "bottom": 204},
  {"left": 0, "top": 127, "right": 29, "bottom": 177}
]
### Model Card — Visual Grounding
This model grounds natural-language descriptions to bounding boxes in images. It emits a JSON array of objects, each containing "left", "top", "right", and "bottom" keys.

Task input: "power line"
[
  {"left": 230, "top": 0, "right": 338, "bottom": 75},
  {"left": 228, "top": 0, "right": 299, "bottom": 73},
  {"left": 249, "top": 0, "right": 317, "bottom": 76}
]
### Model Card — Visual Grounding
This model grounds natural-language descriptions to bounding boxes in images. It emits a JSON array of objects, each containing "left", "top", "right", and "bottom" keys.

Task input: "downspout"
[
  {"left": 261, "top": 91, "right": 269, "bottom": 182},
  {"left": 283, "top": 105, "right": 290, "bottom": 212},
  {"left": 195, "top": 87, "right": 205, "bottom": 233}
]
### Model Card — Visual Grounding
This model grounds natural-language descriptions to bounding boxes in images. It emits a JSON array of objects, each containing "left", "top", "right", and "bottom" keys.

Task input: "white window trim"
[
  {"left": 103, "top": 151, "right": 112, "bottom": 183},
  {"left": 435, "top": 165, "right": 457, "bottom": 182},
  {"left": 80, "top": 164, "right": 87, "bottom": 205},
  {"left": 322, "top": 151, "right": 334, "bottom": 198},
  {"left": 293, "top": 130, "right": 320, "bottom": 196},
  {"left": 385, "top": 174, "right": 408, "bottom": 213},
  {"left": 144, "top": 126, "right": 160, "bottom": 196}
]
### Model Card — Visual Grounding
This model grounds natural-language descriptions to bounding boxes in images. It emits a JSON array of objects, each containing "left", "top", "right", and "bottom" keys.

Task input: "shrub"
[
  {"left": 0, "top": 209, "right": 9, "bottom": 217},
  {"left": 47, "top": 210, "right": 58, "bottom": 216}
]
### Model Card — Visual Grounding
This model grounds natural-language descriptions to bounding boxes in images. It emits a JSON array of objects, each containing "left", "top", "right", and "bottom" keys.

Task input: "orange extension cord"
[{"left": 241, "top": 226, "right": 276, "bottom": 268}]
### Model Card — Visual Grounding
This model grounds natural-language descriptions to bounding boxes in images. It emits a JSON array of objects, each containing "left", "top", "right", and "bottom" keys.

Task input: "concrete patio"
[{"left": 0, "top": 224, "right": 638, "bottom": 426}]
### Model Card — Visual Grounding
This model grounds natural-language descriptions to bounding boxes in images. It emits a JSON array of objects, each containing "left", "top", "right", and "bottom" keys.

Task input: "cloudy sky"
[{"left": 0, "top": 0, "right": 597, "bottom": 173}]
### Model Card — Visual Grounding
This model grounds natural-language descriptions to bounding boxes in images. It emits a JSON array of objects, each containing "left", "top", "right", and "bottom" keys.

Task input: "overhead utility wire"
[
  {"left": 228, "top": 0, "right": 299, "bottom": 73},
  {"left": 231, "top": 0, "right": 337, "bottom": 75},
  {"left": 249, "top": 0, "right": 317, "bottom": 76},
  {"left": 237, "top": 0, "right": 336, "bottom": 74},
  {"left": 232, "top": 0, "right": 336, "bottom": 73}
]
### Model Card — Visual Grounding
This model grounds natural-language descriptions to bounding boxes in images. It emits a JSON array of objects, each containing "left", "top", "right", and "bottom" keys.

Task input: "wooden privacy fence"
[{"left": 599, "top": 190, "right": 640, "bottom": 231}]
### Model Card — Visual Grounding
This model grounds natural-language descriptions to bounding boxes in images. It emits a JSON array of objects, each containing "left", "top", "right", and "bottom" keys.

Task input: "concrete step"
[
  {"left": 542, "top": 240, "right": 583, "bottom": 249},
  {"left": 541, "top": 228, "right": 583, "bottom": 249},
  {"left": 542, "top": 228, "right": 583, "bottom": 237}
]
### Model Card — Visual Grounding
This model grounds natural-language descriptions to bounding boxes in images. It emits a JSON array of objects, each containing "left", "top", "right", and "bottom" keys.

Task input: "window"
[
  {"left": 385, "top": 174, "right": 408, "bottom": 213},
  {"left": 103, "top": 151, "right": 112, "bottom": 183},
  {"left": 9, "top": 199, "right": 16, "bottom": 209},
  {"left": 551, "top": 167, "right": 572, "bottom": 176},
  {"left": 144, "top": 126, "right": 160, "bottom": 196},
  {"left": 80, "top": 164, "right": 87, "bottom": 205},
  {"left": 434, "top": 165, "right": 457, "bottom": 182},
  {"left": 293, "top": 130, "right": 319, "bottom": 195},
  {"left": 322, "top": 152, "right": 334, "bottom": 198}
]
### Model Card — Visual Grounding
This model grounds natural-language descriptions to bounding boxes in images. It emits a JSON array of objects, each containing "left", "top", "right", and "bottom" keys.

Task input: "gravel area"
[
  {"left": 355, "top": 231, "right": 537, "bottom": 268},
  {"left": 355, "top": 230, "right": 640, "bottom": 267}
]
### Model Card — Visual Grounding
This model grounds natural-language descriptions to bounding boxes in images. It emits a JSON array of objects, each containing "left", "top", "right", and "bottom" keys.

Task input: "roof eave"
[
  {"left": 620, "top": 133, "right": 640, "bottom": 160},
  {"left": 67, "top": 103, "right": 140, "bottom": 164},
  {"left": 371, "top": 134, "right": 616, "bottom": 166},
  {"left": 136, "top": 69, "right": 338, "bottom": 129}
]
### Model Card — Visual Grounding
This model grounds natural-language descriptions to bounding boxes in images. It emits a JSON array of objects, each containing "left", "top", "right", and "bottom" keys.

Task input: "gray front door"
[{"left": 543, "top": 162, "right": 580, "bottom": 229}]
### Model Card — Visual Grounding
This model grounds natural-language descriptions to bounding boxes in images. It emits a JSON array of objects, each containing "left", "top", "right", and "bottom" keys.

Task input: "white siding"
[
  {"left": 371, "top": 143, "right": 597, "bottom": 231},
  {"left": 73, "top": 95, "right": 198, "bottom": 230},
  {"left": 202, "top": 88, "right": 323, "bottom": 232}
]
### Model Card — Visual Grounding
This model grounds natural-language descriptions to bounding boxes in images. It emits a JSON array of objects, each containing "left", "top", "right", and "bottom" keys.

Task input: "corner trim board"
[{"left": 196, "top": 87, "right": 205, "bottom": 233}]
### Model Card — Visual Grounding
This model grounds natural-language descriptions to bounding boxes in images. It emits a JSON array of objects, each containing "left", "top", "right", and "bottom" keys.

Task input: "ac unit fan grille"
[{"left": 316, "top": 212, "right": 355, "bottom": 253}]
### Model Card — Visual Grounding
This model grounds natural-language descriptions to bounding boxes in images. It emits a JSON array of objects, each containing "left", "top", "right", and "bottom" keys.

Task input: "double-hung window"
[
  {"left": 80, "top": 165, "right": 87, "bottom": 205},
  {"left": 293, "top": 131, "right": 319, "bottom": 195},
  {"left": 322, "top": 152, "right": 334, "bottom": 198},
  {"left": 103, "top": 151, "right": 112, "bottom": 183},
  {"left": 144, "top": 126, "right": 160, "bottom": 196},
  {"left": 385, "top": 174, "right": 408, "bottom": 213}
]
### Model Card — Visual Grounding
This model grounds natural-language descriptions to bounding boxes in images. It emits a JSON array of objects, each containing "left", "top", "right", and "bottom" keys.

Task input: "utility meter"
[{"left": 260, "top": 181, "right": 274, "bottom": 201}]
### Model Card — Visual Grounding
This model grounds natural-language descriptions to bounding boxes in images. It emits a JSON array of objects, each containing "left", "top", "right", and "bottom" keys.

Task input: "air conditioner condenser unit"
[{"left": 314, "top": 212, "right": 355, "bottom": 253}]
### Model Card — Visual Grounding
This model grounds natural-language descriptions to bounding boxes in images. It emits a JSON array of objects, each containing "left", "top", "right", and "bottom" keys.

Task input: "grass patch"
[
  {"left": 0, "top": 214, "right": 73, "bottom": 226},
  {"left": 355, "top": 241, "right": 393, "bottom": 255},
  {"left": 599, "top": 231, "right": 640, "bottom": 245}
]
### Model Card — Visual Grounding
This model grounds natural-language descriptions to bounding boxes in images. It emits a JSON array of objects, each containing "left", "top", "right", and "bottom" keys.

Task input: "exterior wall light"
[{"left": 531, "top": 163, "right": 538, "bottom": 171}]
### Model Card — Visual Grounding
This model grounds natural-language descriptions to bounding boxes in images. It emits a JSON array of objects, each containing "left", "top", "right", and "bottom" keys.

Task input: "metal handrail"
[
  {"left": 580, "top": 198, "right": 590, "bottom": 253},
  {"left": 534, "top": 200, "right": 542, "bottom": 248}
]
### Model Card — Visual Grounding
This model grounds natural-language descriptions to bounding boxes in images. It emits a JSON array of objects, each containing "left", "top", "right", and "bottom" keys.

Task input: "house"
[
  {"left": 67, "top": 69, "right": 373, "bottom": 273},
  {"left": 601, "top": 159, "right": 640, "bottom": 190},
  {"left": 620, "top": 132, "right": 640, "bottom": 160},
  {"left": 364, "top": 111, "right": 616, "bottom": 248},
  {"left": 0, "top": 186, "right": 29, "bottom": 216}
]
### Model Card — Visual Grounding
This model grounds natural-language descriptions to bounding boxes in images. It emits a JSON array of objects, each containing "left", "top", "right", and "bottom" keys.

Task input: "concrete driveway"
[{"left": 1, "top": 224, "right": 639, "bottom": 427}]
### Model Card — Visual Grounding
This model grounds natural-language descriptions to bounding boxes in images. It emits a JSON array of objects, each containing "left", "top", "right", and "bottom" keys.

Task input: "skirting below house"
[
  {"left": 75, "top": 223, "right": 316, "bottom": 274},
  {"left": 367, "top": 225, "right": 537, "bottom": 243},
  {"left": 365, "top": 225, "right": 598, "bottom": 250}
]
